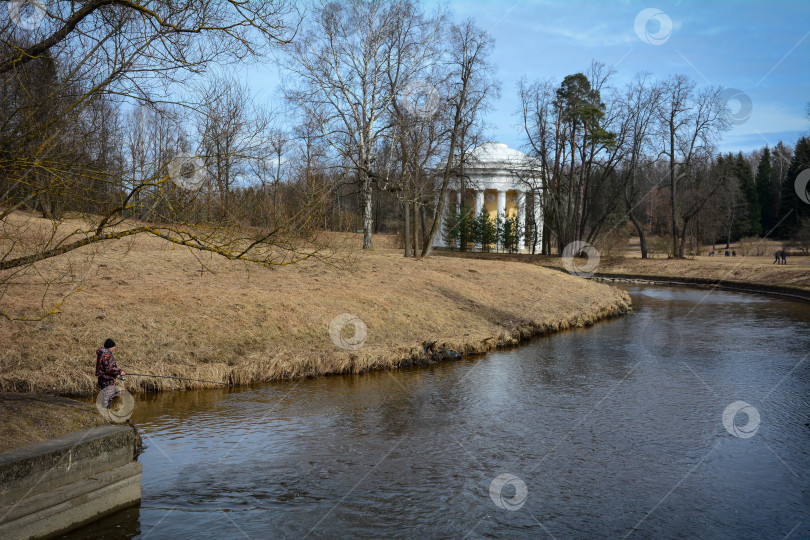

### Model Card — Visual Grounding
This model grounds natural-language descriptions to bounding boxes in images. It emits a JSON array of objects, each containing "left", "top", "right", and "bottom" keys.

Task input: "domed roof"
[
  {"left": 437, "top": 141, "right": 540, "bottom": 176},
  {"left": 469, "top": 142, "right": 529, "bottom": 164}
]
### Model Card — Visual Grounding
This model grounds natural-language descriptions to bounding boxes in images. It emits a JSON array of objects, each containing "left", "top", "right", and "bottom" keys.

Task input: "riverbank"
[
  {"left": 594, "top": 255, "right": 810, "bottom": 293},
  {"left": 435, "top": 251, "right": 810, "bottom": 300},
  {"left": 592, "top": 256, "right": 810, "bottom": 301},
  {"left": 0, "top": 232, "right": 631, "bottom": 396}
]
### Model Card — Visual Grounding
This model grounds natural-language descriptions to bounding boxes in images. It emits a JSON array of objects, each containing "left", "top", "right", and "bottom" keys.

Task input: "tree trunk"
[
  {"left": 629, "top": 214, "right": 648, "bottom": 259},
  {"left": 669, "top": 125, "right": 679, "bottom": 257},
  {"left": 403, "top": 200, "right": 411, "bottom": 257},
  {"left": 38, "top": 191, "right": 52, "bottom": 219},
  {"left": 678, "top": 218, "right": 690, "bottom": 258},
  {"left": 670, "top": 175, "right": 678, "bottom": 257},
  {"left": 422, "top": 187, "right": 446, "bottom": 258},
  {"left": 419, "top": 204, "right": 428, "bottom": 249},
  {"left": 362, "top": 171, "right": 374, "bottom": 250},
  {"left": 374, "top": 183, "right": 381, "bottom": 234},
  {"left": 412, "top": 201, "right": 419, "bottom": 256}
]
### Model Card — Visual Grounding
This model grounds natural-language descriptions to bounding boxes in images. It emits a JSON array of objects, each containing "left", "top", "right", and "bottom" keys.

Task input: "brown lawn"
[{"left": 0, "top": 215, "right": 630, "bottom": 396}]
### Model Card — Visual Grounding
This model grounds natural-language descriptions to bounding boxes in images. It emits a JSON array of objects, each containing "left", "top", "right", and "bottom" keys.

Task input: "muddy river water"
[{"left": 65, "top": 284, "right": 810, "bottom": 538}]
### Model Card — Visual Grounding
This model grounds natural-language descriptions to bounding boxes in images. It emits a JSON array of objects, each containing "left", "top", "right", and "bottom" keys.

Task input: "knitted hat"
[{"left": 104, "top": 338, "right": 116, "bottom": 349}]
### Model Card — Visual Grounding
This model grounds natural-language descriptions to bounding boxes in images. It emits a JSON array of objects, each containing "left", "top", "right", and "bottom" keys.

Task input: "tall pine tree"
[
  {"left": 756, "top": 147, "right": 777, "bottom": 234},
  {"left": 736, "top": 152, "right": 760, "bottom": 236},
  {"left": 778, "top": 136, "right": 810, "bottom": 236}
]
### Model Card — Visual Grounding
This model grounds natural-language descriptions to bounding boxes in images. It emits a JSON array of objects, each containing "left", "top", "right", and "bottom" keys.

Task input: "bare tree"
[
  {"left": 421, "top": 19, "right": 498, "bottom": 257},
  {"left": 1, "top": 1, "right": 303, "bottom": 320},
  {"left": 284, "top": 0, "right": 441, "bottom": 250},
  {"left": 518, "top": 77, "right": 557, "bottom": 254},
  {"left": 655, "top": 75, "right": 729, "bottom": 257},
  {"left": 616, "top": 73, "right": 662, "bottom": 258}
]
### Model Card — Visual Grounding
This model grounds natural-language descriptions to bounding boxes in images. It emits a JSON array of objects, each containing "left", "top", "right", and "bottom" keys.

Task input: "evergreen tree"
[
  {"left": 494, "top": 212, "right": 504, "bottom": 252},
  {"left": 498, "top": 216, "right": 523, "bottom": 253},
  {"left": 471, "top": 209, "right": 482, "bottom": 249},
  {"left": 457, "top": 206, "right": 474, "bottom": 252},
  {"left": 756, "top": 147, "right": 777, "bottom": 233},
  {"left": 771, "top": 141, "right": 793, "bottom": 218},
  {"left": 442, "top": 206, "right": 459, "bottom": 249},
  {"left": 514, "top": 217, "right": 525, "bottom": 252},
  {"left": 778, "top": 136, "right": 810, "bottom": 236},
  {"left": 735, "top": 152, "right": 760, "bottom": 236},
  {"left": 499, "top": 218, "right": 515, "bottom": 253},
  {"left": 474, "top": 210, "right": 496, "bottom": 252}
]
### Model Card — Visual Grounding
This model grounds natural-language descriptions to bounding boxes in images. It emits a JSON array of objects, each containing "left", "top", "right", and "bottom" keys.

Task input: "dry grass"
[
  {"left": 0, "top": 392, "right": 106, "bottom": 453},
  {"left": 0, "top": 217, "right": 630, "bottom": 396},
  {"left": 438, "top": 242, "right": 810, "bottom": 293},
  {"left": 594, "top": 255, "right": 810, "bottom": 291}
]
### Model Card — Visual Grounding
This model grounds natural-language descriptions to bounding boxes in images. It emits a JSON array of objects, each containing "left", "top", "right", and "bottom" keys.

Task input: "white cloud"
[
  {"left": 732, "top": 103, "right": 809, "bottom": 136},
  {"left": 528, "top": 22, "right": 637, "bottom": 47}
]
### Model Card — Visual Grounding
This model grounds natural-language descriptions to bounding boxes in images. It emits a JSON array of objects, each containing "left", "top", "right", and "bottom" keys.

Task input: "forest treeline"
[{"left": 1, "top": 1, "right": 809, "bottom": 319}]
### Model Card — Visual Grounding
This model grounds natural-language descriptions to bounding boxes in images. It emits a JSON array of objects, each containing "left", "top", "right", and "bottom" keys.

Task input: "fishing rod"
[{"left": 119, "top": 371, "right": 231, "bottom": 386}]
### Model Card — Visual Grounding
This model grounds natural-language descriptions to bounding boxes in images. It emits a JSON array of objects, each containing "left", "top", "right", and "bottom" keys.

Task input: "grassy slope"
[
  {"left": 0, "top": 393, "right": 106, "bottom": 453},
  {"left": 0, "top": 229, "right": 630, "bottom": 396}
]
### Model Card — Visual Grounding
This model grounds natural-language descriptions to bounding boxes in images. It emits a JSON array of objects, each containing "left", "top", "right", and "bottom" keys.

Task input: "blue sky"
[
  {"left": 251, "top": 0, "right": 810, "bottom": 155},
  {"left": 448, "top": 0, "right": 810, "bottom": 153}
]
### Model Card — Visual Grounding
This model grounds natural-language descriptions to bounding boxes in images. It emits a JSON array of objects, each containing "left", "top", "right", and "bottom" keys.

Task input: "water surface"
[{"left": 65, "top": 285, "right": 810, "bottom": 538}]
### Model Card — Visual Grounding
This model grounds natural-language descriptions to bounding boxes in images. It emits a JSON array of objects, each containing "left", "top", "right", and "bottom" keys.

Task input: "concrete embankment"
[{"left": 0, "top": 424, "right": 141, "bottom": 540}]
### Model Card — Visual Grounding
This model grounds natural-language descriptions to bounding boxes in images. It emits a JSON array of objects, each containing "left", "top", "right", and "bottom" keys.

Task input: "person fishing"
[{"left": 96, "top": 338, "right": 125, "bottom": 409}]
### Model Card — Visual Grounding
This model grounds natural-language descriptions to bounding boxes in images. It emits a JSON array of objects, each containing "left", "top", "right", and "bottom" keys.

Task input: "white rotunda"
[{"left": 435, "top": 142, "right": 543, "bottom": 251}]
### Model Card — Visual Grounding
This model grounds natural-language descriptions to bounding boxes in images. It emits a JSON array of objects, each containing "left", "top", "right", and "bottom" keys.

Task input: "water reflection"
[{"left": 61, "top": 285, "right": 810, "bottom": 539}]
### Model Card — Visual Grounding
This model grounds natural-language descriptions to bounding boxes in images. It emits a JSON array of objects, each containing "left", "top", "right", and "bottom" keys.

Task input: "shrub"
[
  {"left": 647, "top": 235, "right": 674, "bottom": 258},
  {"left": 595, "top": 227, "right": 631, "bottom": 258}
]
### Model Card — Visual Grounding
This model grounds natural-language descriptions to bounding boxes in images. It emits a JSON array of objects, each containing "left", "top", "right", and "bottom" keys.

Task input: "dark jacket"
[{"left": 96, "top": 347, "right": 121, "bottom": 388}]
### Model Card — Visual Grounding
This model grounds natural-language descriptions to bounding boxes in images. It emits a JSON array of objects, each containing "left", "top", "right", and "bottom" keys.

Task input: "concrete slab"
[
  {"left": 0, "top": 425, "right": 135, "bottom": 506},
  {"left": 0, "top": 462, "right": 141, "bottom": 540}
]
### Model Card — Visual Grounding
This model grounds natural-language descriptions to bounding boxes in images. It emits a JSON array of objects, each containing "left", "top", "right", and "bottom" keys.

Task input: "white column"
[
  {"left": 533, "top": 191, "right": 544, "bottom": 251},
  {"left": 474, "top": 190, "right": 485, "bottom": 251},
  {"left": 497, "top": 190, "right": 506, "bottom": 250},
  {"left": 475, "top": 190, "right": 484, "bottom": 218},
  {"left": 517, "top": 191, "right": 526, "bottom": 251}
]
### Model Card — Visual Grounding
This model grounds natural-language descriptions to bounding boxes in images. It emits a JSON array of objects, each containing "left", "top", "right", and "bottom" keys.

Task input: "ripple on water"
[{"left": 61, "top": 285, "right": 810, "bottom": 539}]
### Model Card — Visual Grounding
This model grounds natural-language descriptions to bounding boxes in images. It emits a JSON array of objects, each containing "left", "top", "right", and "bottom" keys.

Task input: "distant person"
[
  {"left": 732, "top": 250, "right": 737, "bottom": 257},
  {"left": 96, "top": 338, "right": 124, "bottom": 408},
  {"left": 725, "top": 250, "right": 729, "bottom": 257},
  {"left": 781, "top": 249, "right": 787, "bottom": 265},
  {"left": 774, "top": 250, "right": 780, "bottom": 264}
]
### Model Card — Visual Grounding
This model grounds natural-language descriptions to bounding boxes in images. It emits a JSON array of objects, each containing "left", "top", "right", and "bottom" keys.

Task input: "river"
[{"left": 64, "top": 284, "right": 810, "bottom": 539}]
